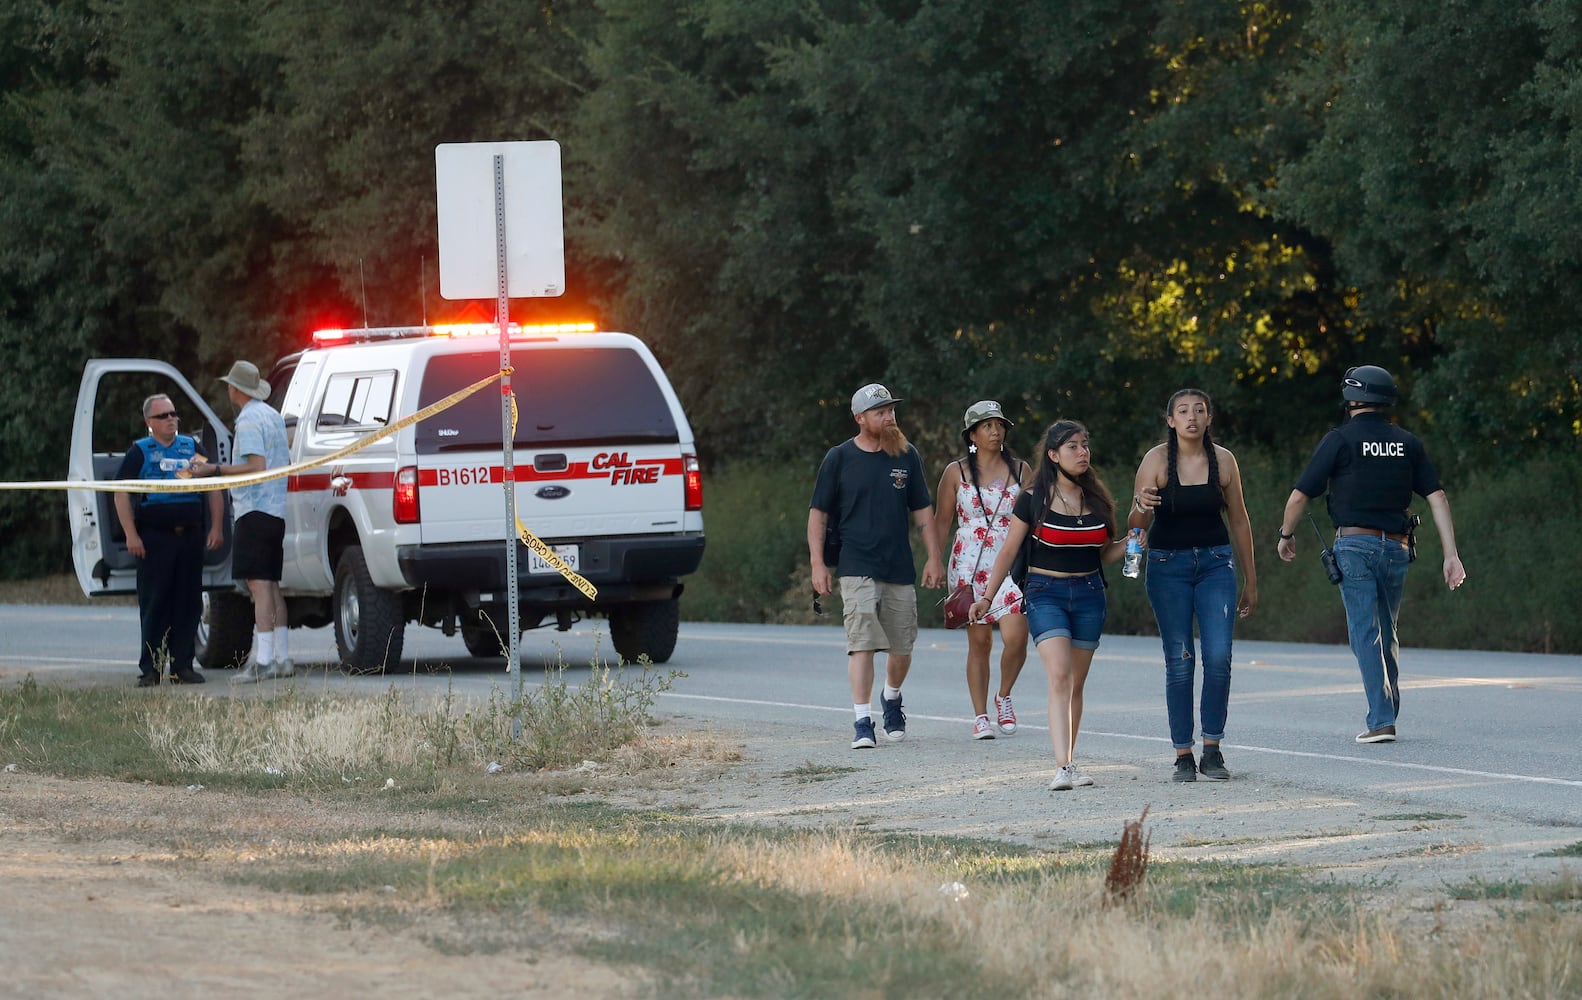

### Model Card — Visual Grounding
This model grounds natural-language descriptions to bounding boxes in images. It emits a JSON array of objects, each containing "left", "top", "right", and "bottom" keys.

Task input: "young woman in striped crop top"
[
  {"left": 969, "top": 419, "right": 1129, "bottom": 792},
  {"left": 1128, "top": 388, "right": 1258, "bottom": 783}
]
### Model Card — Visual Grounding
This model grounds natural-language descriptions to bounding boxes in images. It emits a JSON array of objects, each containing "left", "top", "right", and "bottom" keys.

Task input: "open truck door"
[{"left": 67, "top": 359, "right": 235, "bottom": 597}]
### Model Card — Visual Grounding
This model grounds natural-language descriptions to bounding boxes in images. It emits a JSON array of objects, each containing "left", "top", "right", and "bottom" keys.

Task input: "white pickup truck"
[{"left": 68, "top": 324, "right": 706, "bottom": 672}]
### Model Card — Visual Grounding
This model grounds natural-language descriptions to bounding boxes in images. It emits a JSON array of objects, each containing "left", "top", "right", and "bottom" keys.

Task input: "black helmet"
[{"left": 1342, "top": 365, "right": 1397, "bottom": 404}]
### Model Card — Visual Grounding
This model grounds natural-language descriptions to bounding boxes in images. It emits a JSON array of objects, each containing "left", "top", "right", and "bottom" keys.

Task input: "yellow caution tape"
[
  {"left": 505, "top": 384, "right": 596, "bottom": 599},
  {"left": 3, "top": 365, "right": 598, "bottom": 599},
  {"left": 0, "top": 369, "right": 505, "bottom": 495}
]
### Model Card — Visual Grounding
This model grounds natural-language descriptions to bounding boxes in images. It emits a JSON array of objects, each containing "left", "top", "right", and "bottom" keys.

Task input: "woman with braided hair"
[
  {"left": 1129, "top": 389, "right": 1258, "bottom": 782},
  {"left": 933, "top": 401, "right": 1033, "bottom": 741}
]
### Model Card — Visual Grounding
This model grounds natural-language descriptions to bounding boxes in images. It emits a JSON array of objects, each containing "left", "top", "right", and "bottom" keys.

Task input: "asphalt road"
[{"left": 3, "top": 603, "right": 1579, "bottom": 830}]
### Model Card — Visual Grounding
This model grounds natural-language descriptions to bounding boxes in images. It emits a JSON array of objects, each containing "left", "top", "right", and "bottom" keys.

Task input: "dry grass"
[
  {"left": 0, "top": 572, "right": 128, "bottom": 606},
  {"left": 1105, "top": 804, "right": 1151, "bottom": 903},
  {"left": 5, "top": 677, "right": 1580, "bottom": 998}
]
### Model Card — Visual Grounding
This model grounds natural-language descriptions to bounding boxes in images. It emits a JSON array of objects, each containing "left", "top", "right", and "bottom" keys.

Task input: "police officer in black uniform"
[
  {"left": 1275, "top": 366, "right": 1466, "bottom": 744},
  {"left": 113, "top": 394, "right": 225, "bottom": 686}
]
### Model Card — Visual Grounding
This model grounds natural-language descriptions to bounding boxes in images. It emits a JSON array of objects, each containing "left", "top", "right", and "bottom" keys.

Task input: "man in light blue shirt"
[{"left": 192, "top": 360, "right": 292, "bottom": 682}]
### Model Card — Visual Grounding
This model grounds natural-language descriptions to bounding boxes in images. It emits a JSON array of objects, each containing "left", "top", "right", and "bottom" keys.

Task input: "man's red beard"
[{"left": 879, "top": 424, "right": 909, "bottom": 457}]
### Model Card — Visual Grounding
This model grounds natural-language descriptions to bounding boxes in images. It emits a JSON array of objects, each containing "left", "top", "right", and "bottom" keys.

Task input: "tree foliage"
[{"left": 1, "top": 0, "right": 1577, "bottom": 577}]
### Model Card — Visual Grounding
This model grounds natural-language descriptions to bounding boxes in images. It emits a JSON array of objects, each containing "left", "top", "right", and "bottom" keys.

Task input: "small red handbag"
[{"left": 942, "top": 581, "right": 976, "bottom": 630}]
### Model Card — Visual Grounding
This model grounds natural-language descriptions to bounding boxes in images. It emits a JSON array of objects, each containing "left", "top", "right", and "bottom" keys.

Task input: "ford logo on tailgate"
[{"left": 535, "top": 485, "right": 571, "bottom": 500}]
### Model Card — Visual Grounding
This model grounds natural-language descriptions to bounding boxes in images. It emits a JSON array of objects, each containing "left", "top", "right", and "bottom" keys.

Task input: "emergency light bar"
[{"left": 312, "top": 322, "right": 597, "bottom": 346}]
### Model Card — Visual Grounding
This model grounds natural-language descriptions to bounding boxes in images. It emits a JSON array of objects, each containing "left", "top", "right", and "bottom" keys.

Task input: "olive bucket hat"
[{"left": 961, "top": 400, "right": 1013, "bottom": 443}]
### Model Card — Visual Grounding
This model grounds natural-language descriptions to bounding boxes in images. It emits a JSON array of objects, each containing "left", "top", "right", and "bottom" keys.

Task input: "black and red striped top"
[{"left": 1014, "top": 491, "right": 1112, "bottom": 575}]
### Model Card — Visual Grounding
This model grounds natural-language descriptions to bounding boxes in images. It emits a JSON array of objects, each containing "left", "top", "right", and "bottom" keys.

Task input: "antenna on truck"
[{"left": 359, "top": 259, "right": 370, "bottom": 328}]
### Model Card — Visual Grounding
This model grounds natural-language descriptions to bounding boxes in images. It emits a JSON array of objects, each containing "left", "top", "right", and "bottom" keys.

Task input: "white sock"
[
  {"left": 273, "top": 627, "right": 289, "bottom": 661},
  {"left": 882, "top": 685, "right": 901, "bottom": 702},
  {"left": 256, "top": 632, "right": 275, "bottom": 665},
  {"left": 854, "top": 704, "right": 871, "bottom": 721}
]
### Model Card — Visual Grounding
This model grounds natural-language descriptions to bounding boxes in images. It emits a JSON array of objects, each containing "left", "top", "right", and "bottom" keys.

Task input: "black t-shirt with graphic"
[{"left": 810, "top": 439, "right": 931, "bottom": 583}]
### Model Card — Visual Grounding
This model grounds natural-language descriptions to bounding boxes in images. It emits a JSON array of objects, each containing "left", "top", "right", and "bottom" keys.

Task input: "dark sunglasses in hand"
[{"left": 812, "top": 592, "right": 826, "bottom": 617}]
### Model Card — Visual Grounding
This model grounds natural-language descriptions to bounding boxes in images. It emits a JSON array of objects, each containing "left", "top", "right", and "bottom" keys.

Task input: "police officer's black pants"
[{"left": 135, "top": 524, "right": 203, "bottom": 677}]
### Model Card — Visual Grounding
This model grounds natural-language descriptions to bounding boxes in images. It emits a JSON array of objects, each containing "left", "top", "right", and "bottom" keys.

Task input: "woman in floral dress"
[{"left": 932, "top": 401, "right": 1033, "bottom": 740}]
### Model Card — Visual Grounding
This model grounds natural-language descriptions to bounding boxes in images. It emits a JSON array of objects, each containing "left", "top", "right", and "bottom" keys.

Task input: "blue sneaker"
[
  {"left": 852, "top": 718, "right": 877, "bottom": 749},
  {"left": 880, "top": 693, "right": 906, "bottom": 742}
]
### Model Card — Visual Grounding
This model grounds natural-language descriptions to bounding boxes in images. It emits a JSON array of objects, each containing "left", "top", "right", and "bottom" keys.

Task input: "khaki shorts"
[{"left": 838, "top": 577, "right": 918, "bottom": 656}]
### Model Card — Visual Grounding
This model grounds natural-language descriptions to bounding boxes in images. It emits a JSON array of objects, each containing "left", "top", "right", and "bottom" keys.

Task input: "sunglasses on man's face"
[{"left": 149, "top": 411, "right": 178, "bottom": 420}]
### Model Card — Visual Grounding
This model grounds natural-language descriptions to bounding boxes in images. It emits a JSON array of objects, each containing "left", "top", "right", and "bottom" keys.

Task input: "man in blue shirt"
[
  {"left": 192, "top": 360, "right": 292, "bottom": 682},
  {"left": 114, "top": 393, "right": 224, "bottom": 686}
]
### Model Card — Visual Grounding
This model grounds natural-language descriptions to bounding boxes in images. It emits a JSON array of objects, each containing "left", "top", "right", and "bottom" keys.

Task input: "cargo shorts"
[{"left": 838, "top": 576, "right": 917, "bottom": 656}]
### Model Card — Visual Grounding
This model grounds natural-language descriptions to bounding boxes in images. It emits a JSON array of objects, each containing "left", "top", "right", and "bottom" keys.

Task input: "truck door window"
[{"left": 316, "top": 370, "right": 396, "bottom": 429}]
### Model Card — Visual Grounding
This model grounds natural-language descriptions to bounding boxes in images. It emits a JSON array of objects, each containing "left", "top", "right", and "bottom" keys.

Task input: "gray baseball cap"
[{"left": 851, "top": 382, "right": 902, "bottom": 415}]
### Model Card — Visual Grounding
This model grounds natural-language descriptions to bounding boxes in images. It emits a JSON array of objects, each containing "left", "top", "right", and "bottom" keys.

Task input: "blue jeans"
[
  {"left": 1335, "top": 535, "right": 1411, "bottom": 731},
  {"left": 1023, "top": 573, "right": 1107, "bottom": 650},
  {"left": 1144, "top": 545, "right": 1238, "bottom": 749}
]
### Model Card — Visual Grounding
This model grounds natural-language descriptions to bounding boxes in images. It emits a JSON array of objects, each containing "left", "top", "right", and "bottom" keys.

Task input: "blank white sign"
[{"left": 435, "top": 140, "right": 565, "bottom": 299}]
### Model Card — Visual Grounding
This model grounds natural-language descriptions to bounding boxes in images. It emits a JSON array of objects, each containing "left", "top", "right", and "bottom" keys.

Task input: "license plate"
[{"left": 528, "top": 544, "right": 579, "bottom": 574}]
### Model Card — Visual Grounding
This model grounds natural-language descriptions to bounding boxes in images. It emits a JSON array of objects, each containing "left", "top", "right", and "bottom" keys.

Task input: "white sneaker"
[
  {"left": 262, "top": 658, "right": 295, "bottom": 680},
  {"left": 994, "top": 694, "right": 1017, "bottom": 734},
  {"left": 971, "top": 715, "right": 996, "bottom": 740},
  {"left": 232, "top": 661, "right": 265, "bottom": 684},
  {"left": 1049, "top": 765, "right": 1075, "bottom": 791},
  {"left": 1068, "top": 762, "right": 1096, "bottom": 787}
]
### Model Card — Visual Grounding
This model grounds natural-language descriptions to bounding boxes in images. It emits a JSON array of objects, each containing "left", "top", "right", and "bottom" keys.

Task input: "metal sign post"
[
  {"left": 491, "top": 154, "right": 524, "bottom": 697},
  {"left": 435, "top": 141, "right": 565, "bottom": 713}
]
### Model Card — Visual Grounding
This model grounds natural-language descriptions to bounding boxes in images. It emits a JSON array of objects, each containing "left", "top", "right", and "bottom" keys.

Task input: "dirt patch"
[{"left": 2, "top": 715, "right": 1577, "bottom": 995}]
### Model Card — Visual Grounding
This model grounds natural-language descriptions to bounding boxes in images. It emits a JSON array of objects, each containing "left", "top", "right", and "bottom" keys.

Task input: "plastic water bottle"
[{"left": 1122, "top": 528, "right": 1144, "bottom": 579}]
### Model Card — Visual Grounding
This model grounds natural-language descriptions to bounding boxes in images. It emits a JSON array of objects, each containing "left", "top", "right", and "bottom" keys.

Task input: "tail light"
[
  {"left": 394, "top": 466, "right": 420, "bottom": 523},
  {"left": 683, "top": 453, "right": 703, "bottom": 511}
]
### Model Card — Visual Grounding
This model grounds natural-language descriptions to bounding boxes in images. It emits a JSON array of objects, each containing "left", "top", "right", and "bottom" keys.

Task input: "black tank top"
[{"left": 1148, "top": 482, "right": 1229, "bottom": 549}]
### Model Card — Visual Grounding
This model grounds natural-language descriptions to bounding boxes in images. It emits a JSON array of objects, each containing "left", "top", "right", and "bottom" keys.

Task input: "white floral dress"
[{"left": 949, "top": 467, "right": 1025, "bottom": 623}]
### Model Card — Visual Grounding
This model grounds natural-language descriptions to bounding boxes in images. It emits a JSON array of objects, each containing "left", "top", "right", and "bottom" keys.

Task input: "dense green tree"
[{"left": 1277, "top": 0, "right": 1582, "bottom": 462}]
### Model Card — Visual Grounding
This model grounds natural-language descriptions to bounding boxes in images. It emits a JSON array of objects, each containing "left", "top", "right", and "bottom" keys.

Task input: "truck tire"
[
  {"left": 333, "top": 546, "right": 405, "bottom": 673},
  {"left": 609, "top": 598, "right": 679, "bottom": 664},
  {"left": 461, "top": 625, "right": 507, "bottom": 658},
  {"left": 197, "top": 590, "right": 254, "bottom": 669}
]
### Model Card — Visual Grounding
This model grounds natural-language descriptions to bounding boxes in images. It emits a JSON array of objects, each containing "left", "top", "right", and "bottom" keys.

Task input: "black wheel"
[
  {"left": 609, "top": 598, "right": 679, "bottom": 664},
  {"left": 461, "top": 624, "right": 507, "bottom": 658},
  {"left": 333, "top": 546, "right": 405, "bottom": 672},
  {"left": 197, "top": 590, "right": 254, "bottom": 669}
]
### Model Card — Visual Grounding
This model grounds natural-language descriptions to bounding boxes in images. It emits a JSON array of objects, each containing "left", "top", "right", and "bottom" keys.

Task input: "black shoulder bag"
[{"left": 821, "top": 447, "right": 843, "bottom": 569}]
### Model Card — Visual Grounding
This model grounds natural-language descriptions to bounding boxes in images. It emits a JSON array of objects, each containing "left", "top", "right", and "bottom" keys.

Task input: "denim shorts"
[{"left": 1023, "top": 572, "right": 1107, "bottom": 650}]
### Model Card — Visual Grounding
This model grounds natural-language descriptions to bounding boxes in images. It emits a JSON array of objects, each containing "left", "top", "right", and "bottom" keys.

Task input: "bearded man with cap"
[
  {"left": 191, "top": 360, "right": 293, "bottom": 682},
  {"left": 1275, "top": 365, "right": 1467, "bottom": 744},
  {"left": 809, "top": 383, "right": 946, "bottom": 750}
]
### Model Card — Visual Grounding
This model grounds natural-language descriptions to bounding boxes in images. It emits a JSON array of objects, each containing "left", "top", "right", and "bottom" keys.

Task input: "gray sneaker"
[
  {"left": 232, "top": 661, "right": 266, "bottom": 684},
  {"left": 262, "top": 658, "right": 295, "bottom": 680},
  {"left": 1068, "top": 762, "right": 1096, "bottom": 787},
  {"left": 1048, "top": 765, "right": 1075, "bottom": 791}
]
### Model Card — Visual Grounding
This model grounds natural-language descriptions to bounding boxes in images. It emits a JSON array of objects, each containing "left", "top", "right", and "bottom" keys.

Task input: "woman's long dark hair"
[
  {"left": 1030, "top": 419, "right": 1115, "bottom": 532},
  {"left": 1163, "top": 388, "right": 1224, "bottom": 512}
]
